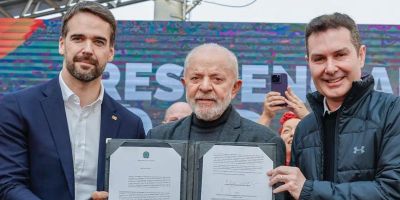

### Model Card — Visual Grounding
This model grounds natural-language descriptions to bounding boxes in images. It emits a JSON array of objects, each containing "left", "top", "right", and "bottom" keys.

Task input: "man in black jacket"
[{"left": 268, "top": 13, "right": 400, "bottom": 199}]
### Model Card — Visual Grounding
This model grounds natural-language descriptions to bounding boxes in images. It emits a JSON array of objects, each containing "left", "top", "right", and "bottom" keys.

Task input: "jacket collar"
[
  {"left": 40, "top": 78, "right": 121, "bottom": 193},
  {"left": 173, "top": 105, "right": 242, "bottom": 142},
  {"left": 218, "top": 106, "right": 242, "bottom": 142},
  {"left": 97, "top": 93, "right": 120, "bottom": 190},
  {"left": 307, "top": 74, "right": 375, "bottom": 116},
  {"left": 40, "top": 78, "right": 75, "bottom": 198}
]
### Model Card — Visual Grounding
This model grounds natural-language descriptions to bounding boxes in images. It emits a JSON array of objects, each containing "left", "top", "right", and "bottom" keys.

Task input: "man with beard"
[
  {"left": 148, "top": 43, "right": 284, "bottom": 145},
  {"left": 147, "top": 43, "right": 285, "bottom": 179},
  {"left": 0, "top": 2, "right": 145, "bottom": 200}
]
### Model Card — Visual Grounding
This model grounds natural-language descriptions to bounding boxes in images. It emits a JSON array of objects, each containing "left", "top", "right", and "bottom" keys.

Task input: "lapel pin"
[{"left": 112, "top": 115, "right": 118, "bottom": 121}]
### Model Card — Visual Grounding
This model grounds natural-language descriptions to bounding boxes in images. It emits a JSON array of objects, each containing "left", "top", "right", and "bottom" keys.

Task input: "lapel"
[
  {"left": 40, "top": 78, "right": 74, "bottom": 198},
  {"left": 97, "top": 93, "right": 120, "bottom": 190},
  {"left": 218, "top": 108, "right": 242, "bottom": 142},
  {"left": 171, "top": 114, "right": 193, "bottom": 140}
]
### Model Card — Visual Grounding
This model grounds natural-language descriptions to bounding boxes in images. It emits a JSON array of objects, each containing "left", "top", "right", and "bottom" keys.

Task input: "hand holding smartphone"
[{"left": 270, "top": 73, "right": 288, "bottom": 106}]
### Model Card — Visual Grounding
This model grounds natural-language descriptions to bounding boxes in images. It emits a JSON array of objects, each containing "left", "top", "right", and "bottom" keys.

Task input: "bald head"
[
  {"left": 163, "top": 102, "right": 193, "bottom": 123},
  {"left": 183, "top": 43, "right": 239, "bottom": 80},
  {"left": 182, "top": 43, "right": 242, "bottom": 121}
]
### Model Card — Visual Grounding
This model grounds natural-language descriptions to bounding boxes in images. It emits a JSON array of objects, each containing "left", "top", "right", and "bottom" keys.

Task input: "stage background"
[{"left": 1, "top": 19, "right": 399, "bottom": 132}]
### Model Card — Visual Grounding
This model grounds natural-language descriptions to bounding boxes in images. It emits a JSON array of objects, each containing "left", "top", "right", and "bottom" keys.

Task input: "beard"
[
  {"left": 66, "top": 55, "right": 103, "bottom": 82},
  {"left": 187, "top": 92, "right": 232, "bottom": 121}
]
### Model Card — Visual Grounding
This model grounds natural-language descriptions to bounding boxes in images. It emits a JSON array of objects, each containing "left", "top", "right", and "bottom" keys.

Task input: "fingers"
[
  {"left": 268, "top": 166, "right": 300, "bottom": 185},
  {"left": 267, "top": 166, "right": 292, "bottom": 186},
  {"left": 286, "top": 87, "right": 302, "bottom": 102},
  {"left": 269, "top": 173, "right": 285, "bottom": 186},
  {"left": 269, "top": 166, "right": 292, "bottom": 175},
  {"left": 262, "top": 93, "right": 287, "bottom": 118},
  {"left": 283, "top": 88, "right": 310, "bottom": 118},
  {"left": 285, "top": 91, "right": 302, "bottom": 107},
  {"left": 265, "top": 89, "right": 309, "bottom": 119},
  {"left": 268, "top": 166, "right": 306, "bottom": 199},
  {"left": 273, "top": 182, "right": 290, "bottom": 194},
  {"left": 266, "top": 91, "right": 281, "bottom": 97},
  {"left": 91, "top": 191, "right": 109, "bottom": 200},
  {"left": 268, "top": 102, "right": 287, "bottom": 110},
  {"left": 265, "top": 93, "right": 286, "bottom": 107},
  {"left": 284, "top": 98, "right": 297, "bottom": 108}
]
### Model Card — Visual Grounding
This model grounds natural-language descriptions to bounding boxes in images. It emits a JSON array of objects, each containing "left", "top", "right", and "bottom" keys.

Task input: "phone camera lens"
[{"left": 272, "top": 75, "right": 281, "bottom": 83}]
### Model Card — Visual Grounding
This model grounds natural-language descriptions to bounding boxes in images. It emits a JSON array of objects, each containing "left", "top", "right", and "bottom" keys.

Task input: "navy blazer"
[{"left": 0, "top": 78, "right": 145, "bottom": 200}]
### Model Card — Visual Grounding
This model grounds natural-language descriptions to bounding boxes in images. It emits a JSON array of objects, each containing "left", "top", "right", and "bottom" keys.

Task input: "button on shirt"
[{"left": 59, "top": 74, "right": 103, "bottom": 200}]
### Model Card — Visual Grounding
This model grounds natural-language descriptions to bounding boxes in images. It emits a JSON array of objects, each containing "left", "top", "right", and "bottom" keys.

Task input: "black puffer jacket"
[{"left": 292, "top": 75, "right": 400, "bottom": 200}]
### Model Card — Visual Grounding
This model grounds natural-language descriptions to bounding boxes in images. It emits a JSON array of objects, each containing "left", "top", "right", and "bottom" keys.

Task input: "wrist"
[
  {"left": 298, "top": 110, "right": 310, "bottom": 119},
  {"left": 258, "top": 113, "right": 272, "bottom": 126}
]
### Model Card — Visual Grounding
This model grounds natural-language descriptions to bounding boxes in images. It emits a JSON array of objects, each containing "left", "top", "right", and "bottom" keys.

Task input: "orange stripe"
[{"left": 0, "top": 19, "right": 45, "bottom": 59}]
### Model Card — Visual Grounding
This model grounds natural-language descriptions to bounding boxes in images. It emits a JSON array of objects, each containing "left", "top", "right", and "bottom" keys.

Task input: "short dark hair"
[
  {"left": 61, "top": 1, "right": 116, "bottom": 46},
  {"left": 305, "top": 12, "right": 361, "bottom": 56}
]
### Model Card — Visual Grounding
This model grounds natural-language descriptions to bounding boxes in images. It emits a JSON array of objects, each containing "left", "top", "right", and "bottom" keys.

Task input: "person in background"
[
  {"left": 258, "top": 87, "right": 309, "bottom": 127},
  {"left": 268, "top": 12, "right": 400, "bottom": 200},
  {"left": 277, "top": 111, "right": 300, "bottom": 166},
  {"left": 258, "top": 88, "right": 309, "bottom": 166},
  {"left": 162, "top": 101, "right": 192, "bottom": 123},
  {"left": 0, "top": 2, "right": 145, "bottom": 200}
]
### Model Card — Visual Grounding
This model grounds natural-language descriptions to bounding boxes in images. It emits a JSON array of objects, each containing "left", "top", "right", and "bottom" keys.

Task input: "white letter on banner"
[
  {"left": 154, "top": 64, "right": 184, "bottom": 101},
  {"left": 125, "top": 63, "right": 152, "bottom": 100},
  {"left": 241, "top": 65, "right": 269, "bottom": 103},
  {"left": 236, "top": 109, "right": 261, "bottom": 122},
  {"left": 103, "top": 63, "right": 121, "bottom": 100},
  {"left": 273, "top": 65, "right": 308, "bottom": 102},
  {"left": 372, "top": 67, "right": 393, "bottom": 94}
]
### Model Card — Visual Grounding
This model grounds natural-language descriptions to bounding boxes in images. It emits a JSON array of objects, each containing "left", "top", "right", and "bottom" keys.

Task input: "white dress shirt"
[{"left": 59, "top": 74, "right": 103, "bottom": 200}]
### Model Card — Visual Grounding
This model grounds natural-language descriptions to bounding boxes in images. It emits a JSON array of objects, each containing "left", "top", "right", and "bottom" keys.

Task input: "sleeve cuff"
[{"left": 299, "top": 180, "right": 313, "bottom": 200}]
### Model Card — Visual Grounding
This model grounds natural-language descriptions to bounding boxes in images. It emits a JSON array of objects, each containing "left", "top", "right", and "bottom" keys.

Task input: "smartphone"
[{"left": 271, "top": 73, "right": 288, "bottom": 106}]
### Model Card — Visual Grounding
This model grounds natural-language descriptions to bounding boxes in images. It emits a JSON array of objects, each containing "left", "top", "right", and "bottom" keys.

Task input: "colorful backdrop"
[{"left": 1, "top": 19, "right": 399, "bottom": 132}]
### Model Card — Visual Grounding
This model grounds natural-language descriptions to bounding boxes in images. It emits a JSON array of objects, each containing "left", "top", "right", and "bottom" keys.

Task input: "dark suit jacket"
[
  {"left": 147, "top": 108, "right": 286, "bottom": 165},
  {"left": 0, "top": 78, "right": 145, "bottom": 200},
  {"left": 148, "top": 108, "right": 288, "bottom": 200}
]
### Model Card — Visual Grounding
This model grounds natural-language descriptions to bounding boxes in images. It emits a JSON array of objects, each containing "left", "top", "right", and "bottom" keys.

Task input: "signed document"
[
  {"left": 108, "top": 146, "right": 181, "bottom": 200},
  {"left": 106, "top": 140, "right": 276, "bottom": 200},
  {"left": 200, "top": 145, "right": 273, "bottom": 200}
]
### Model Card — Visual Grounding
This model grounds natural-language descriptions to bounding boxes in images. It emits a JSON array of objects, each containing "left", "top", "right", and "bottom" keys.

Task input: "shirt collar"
[
  {"left": 323, "top": 97, "right": 340, "bottom": 116},
  {"left": 59, "top": 73, "right": 104, "bottom": 106},
  {"left": 95, "top": 84, "right": 105, "bottom": 106}
]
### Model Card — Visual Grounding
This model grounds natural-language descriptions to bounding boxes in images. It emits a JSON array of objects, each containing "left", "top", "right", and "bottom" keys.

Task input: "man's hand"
[
  {"left": 267, "top": 166, "right": 306, "bottom": 200},
  {"left": 91, "top": 191, "right": 108, "bottom": 200},
  {"left": 284, "top": 87, "right": 310, "bottom": 119},
  {"left": 258, "top": 91, "right": 287, "bottom": 126}
]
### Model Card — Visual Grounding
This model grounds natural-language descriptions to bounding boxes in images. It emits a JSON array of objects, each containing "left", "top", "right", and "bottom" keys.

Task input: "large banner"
[{"left": 1, "top": 19, "right": 399, "bottom": 132}]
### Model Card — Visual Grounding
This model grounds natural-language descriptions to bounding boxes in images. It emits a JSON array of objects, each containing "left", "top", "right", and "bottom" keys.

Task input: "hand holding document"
[
  {"left": 201, "top": 145, "right": 273, "bottom": 200},
  {"left": 107, "top": 141, "right": 184, "bottom": 200},
  {"left": 106, "top": 140, "right": 276, "bottom": 200}
]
